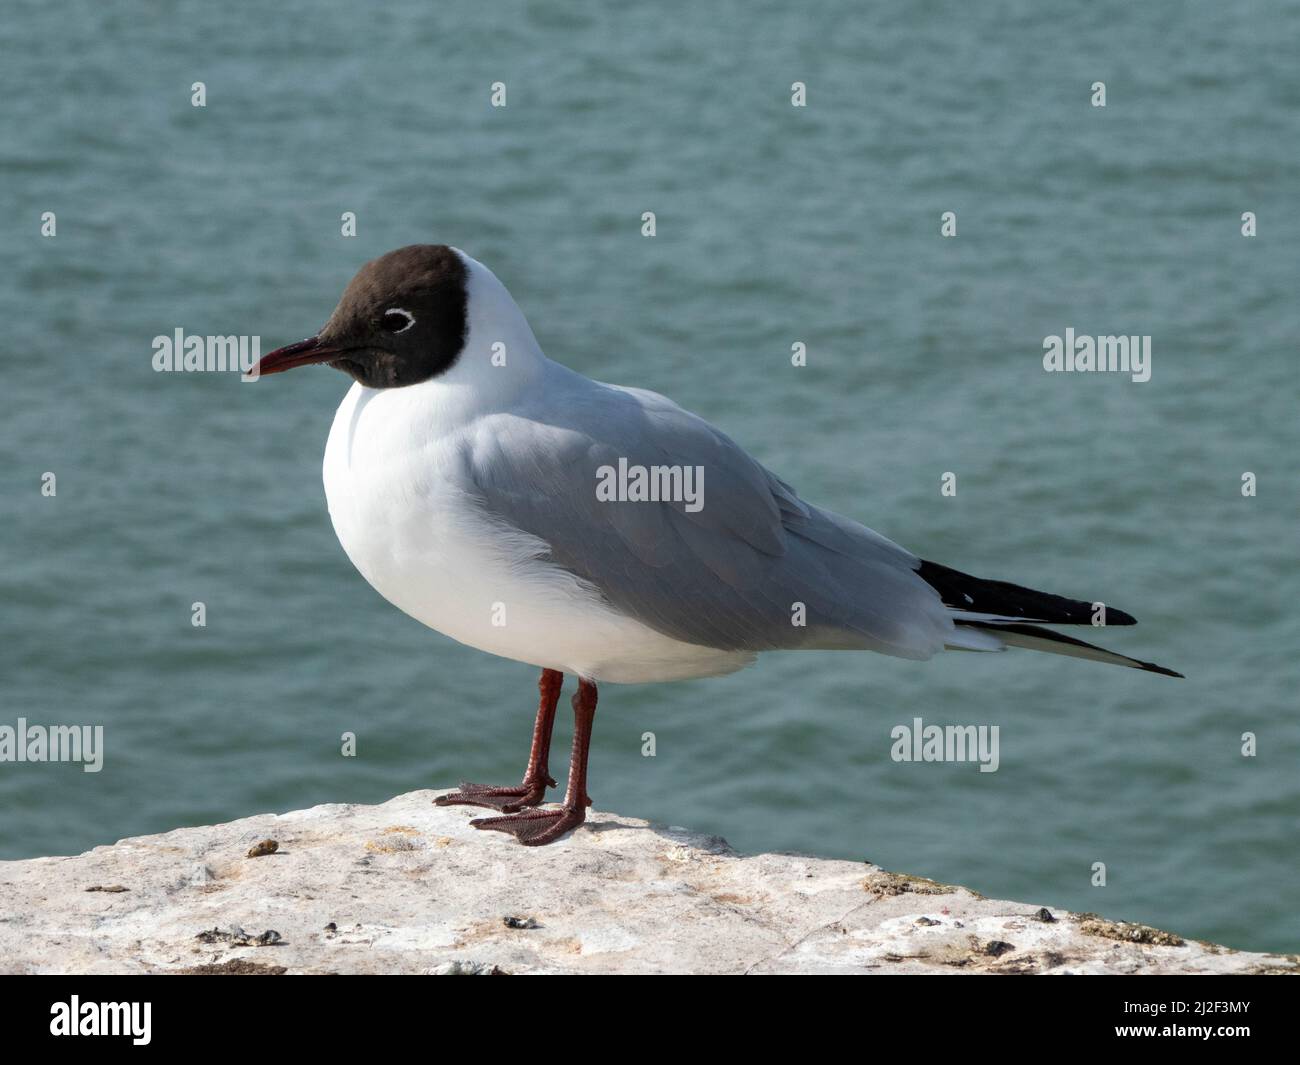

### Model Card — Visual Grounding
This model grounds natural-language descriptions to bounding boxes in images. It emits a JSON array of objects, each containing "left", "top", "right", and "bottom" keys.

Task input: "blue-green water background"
[{"left": 3, "top": 1, "right": 1297, "bottom": 953}]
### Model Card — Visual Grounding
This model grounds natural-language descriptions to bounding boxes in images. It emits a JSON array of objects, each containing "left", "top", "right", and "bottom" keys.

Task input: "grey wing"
[{"left": 461, "top": 383, "right": 954, "bottom": 659}]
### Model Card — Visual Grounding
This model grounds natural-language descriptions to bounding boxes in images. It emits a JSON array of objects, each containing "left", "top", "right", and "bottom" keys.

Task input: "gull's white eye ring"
[{"left": 381, "top": 308, "right": 416, "bottom": 334}]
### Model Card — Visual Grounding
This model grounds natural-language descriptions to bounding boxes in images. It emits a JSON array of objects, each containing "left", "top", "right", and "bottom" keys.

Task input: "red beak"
[{"left": 250, "top": 336, "right": 343, "bottom": 378}]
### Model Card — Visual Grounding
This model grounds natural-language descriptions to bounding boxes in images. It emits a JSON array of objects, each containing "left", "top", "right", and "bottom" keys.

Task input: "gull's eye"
[{"left": 380, "top": 308, "right": 415, "bottom": 334}]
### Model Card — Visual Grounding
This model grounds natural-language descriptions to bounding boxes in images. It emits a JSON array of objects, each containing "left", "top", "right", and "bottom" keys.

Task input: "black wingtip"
[
  {"left": 958, "top": 620, "right": 1182, "bottom": 677},
  {"left": 917, "top": 558, "right": 1138, "bottom": 626},
  {"left": 1138, "top": 661, "right": 1184, "bottom": 679}
]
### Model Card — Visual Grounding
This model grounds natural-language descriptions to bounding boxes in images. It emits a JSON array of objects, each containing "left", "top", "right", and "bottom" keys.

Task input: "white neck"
[{"left": 435, "top": 249, "right": 550, "bottom": 410}]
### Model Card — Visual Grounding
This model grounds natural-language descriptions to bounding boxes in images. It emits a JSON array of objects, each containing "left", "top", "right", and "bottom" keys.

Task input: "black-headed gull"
[{"left": 252, "top": 245, "right": 1180, "bottom": 846}]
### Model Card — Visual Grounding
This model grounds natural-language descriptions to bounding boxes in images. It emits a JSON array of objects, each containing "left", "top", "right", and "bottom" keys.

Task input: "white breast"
[{"left": 321, "top": 382, "right": 750, "bottom": 684}]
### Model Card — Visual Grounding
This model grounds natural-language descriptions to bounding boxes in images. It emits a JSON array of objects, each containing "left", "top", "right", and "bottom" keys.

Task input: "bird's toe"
[
  {"left": 469, "top": 806, "right": 586, "bottom": 846},
  {"left": 434, "top": 779, "right": 552, "bottom": 811}
]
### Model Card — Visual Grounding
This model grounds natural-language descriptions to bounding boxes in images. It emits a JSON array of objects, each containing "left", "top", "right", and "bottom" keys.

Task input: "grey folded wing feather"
[{"left": 461, "top": 382, "right": 953, "bottom": 659}]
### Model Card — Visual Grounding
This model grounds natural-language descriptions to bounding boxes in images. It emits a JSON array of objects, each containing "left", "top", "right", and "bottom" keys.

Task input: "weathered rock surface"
[{"left": 0, "top": 790, "right": 1292, "bottom": 975}]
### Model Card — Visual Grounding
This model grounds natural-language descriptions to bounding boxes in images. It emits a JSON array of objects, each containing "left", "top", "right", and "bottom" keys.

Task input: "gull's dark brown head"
[{"left": 254, "top": 244, "right": 469, "bottom": 389}]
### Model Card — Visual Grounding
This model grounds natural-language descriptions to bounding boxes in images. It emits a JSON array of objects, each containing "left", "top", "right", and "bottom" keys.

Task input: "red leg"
[
  {"left": 471, "top": 677, "right": 598, "bottom": 846},
  {"left": 434, "top": 669, "right": 562, "bottom": 812}
]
